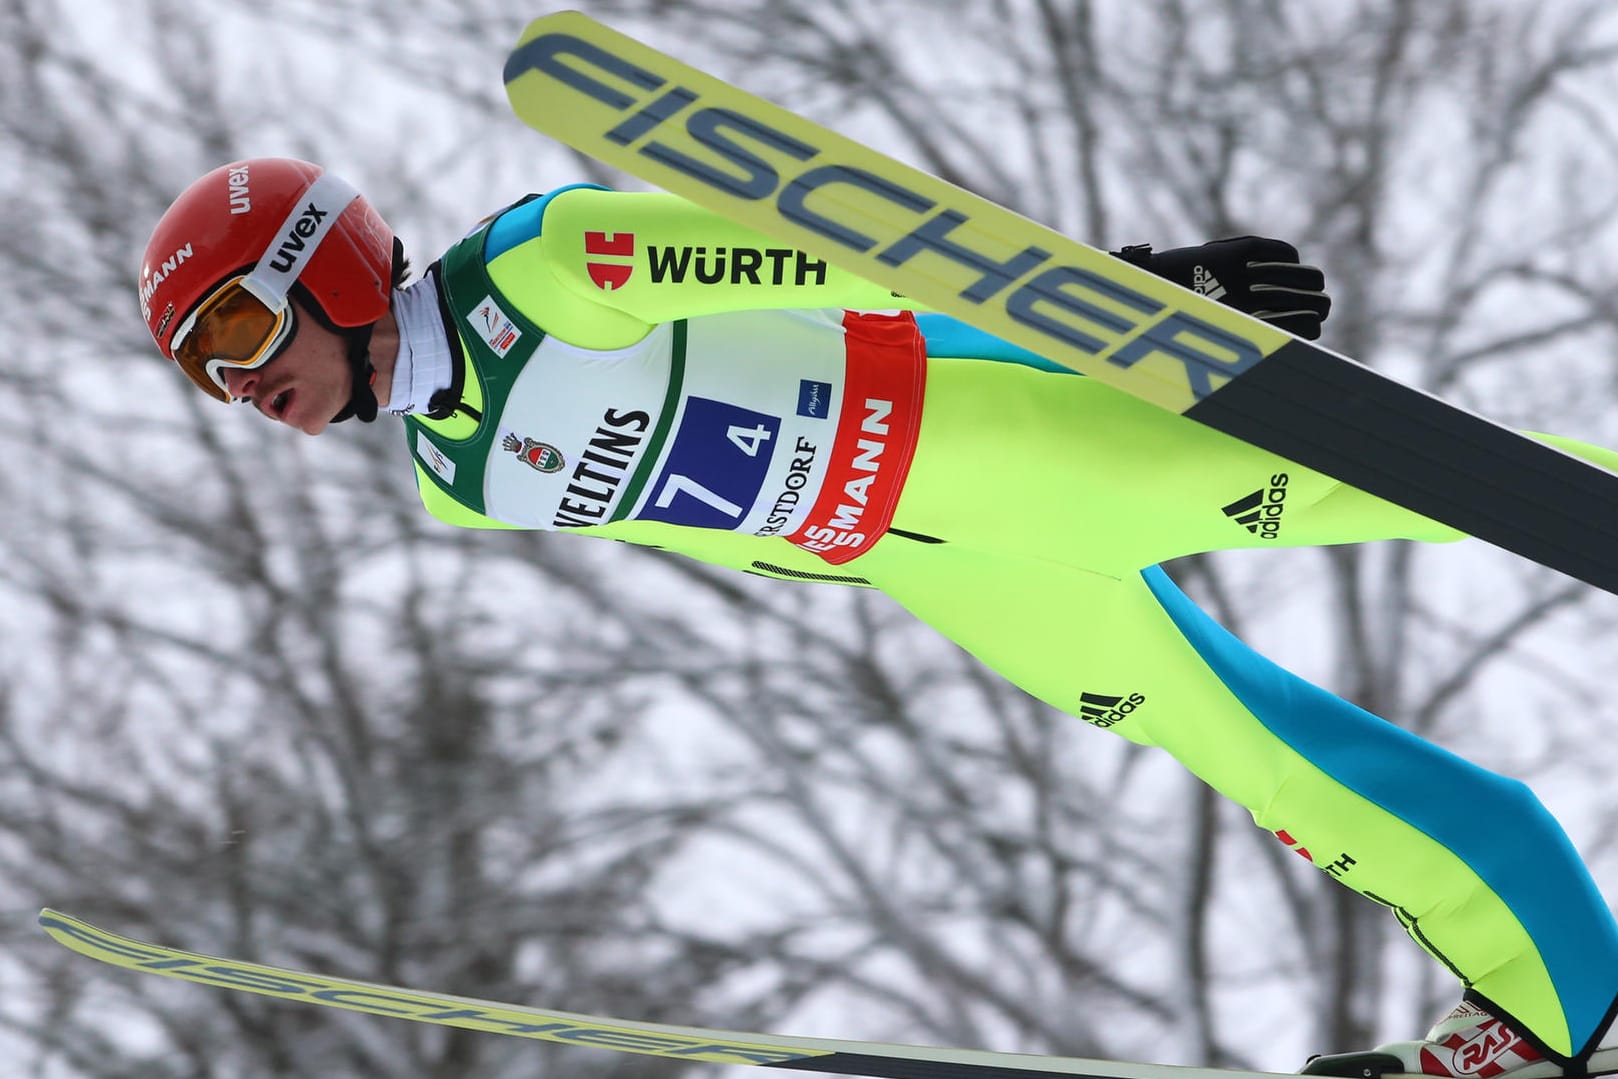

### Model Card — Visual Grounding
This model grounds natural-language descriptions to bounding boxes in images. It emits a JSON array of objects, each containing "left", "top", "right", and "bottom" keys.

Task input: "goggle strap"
[
  {"left": 241, "top": 170, "right": 362, "bottom": 306},
  {"left": 238, "top": 275, "right": 283, "bottom": 311}
]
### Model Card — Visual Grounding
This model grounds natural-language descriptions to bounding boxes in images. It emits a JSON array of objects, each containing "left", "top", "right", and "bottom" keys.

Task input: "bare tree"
[{"left": 3, "top": 2, "right": 1618, "bottom": 1077}]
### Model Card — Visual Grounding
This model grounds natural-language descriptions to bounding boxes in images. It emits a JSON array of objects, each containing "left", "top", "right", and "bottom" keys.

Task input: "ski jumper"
[{"left": 404, "top": 186, "right": 1618, "bottom": 1062}]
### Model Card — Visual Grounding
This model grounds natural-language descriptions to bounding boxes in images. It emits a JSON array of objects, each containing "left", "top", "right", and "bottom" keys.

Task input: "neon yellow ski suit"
[{"left": 404, "top": 185, "right": 1618, "bottom": 1062}]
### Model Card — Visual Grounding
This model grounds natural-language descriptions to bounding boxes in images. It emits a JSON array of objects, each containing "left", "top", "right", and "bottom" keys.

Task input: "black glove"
[{"left": 1112, "top": 236, "right": 1331, "bottom": 340}]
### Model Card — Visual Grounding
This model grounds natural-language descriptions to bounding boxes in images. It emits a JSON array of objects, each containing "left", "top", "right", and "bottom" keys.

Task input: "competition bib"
[{"left": 484, "top": 307, "right": 924, "bottom": 564}]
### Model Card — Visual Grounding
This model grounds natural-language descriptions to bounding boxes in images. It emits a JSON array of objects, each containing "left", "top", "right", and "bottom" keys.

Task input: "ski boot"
[{"left": 1303, "top": 1000, "right": 1549, "bottom": 1079}]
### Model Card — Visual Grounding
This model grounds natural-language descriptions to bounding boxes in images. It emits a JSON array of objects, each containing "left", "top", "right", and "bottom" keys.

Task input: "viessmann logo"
[{"left": 508, "top": 30, "right": 1270, "bottom": 405}]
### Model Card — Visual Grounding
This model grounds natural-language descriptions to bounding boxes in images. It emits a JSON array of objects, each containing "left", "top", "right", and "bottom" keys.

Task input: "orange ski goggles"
[{"left": 169, "top": 276, "right": 296, "bottom": 402}]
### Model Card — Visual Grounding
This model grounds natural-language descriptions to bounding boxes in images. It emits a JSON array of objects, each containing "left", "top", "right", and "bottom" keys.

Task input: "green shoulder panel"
[{"left": 404, "top": 222, "right": 548, "bottom": 517}]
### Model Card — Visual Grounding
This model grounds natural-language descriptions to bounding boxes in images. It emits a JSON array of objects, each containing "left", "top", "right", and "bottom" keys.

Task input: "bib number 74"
[{"left": 640, "top": 397, "right": 781, "bottom": 528}]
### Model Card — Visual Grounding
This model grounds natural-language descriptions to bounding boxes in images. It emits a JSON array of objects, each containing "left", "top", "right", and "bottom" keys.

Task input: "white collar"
[{"left": 385, "top": 272, "right": 453, "bottom": 415}]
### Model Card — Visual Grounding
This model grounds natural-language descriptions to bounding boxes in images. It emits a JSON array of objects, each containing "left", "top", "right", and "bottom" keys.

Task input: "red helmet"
[{"left": 139, "top": 158, "right": 394, "bottom": 400}]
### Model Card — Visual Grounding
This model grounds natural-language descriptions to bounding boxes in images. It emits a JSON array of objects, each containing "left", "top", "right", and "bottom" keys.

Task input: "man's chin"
[
  {"left": 302, "top": 390, "right": 353, "bottom": 434},
  {"left": 289, "top": 400, "right": 336, "bottom": 436}
]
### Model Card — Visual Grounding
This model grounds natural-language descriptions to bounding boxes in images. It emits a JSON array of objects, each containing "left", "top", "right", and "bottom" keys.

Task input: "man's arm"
[
  {"left": 486, "top": 188, "right": 921, "bottom": 349},
  {"left": 489, "top": 185, "right": 1332, "bottom": 352}
]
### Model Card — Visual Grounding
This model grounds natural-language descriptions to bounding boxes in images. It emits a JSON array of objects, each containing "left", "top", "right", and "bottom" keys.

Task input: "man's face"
[{"left": 219, "top": 295, "right": 352, "bottom": 435}]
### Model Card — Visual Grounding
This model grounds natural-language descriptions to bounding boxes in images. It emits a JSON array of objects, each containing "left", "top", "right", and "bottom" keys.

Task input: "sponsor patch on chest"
[
  {"left": 467, "top": 295, "right": 523, "bottom": 357},
  {"left": 415, "top": 430, "right": 456, "bottom": 484}
]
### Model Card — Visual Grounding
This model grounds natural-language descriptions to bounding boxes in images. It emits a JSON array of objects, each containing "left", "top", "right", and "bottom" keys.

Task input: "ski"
[
  {"left": 37, "top": 909, "right": 1618, "bottom": 1079},
  {"left": 503, "top": 10, "right": 1618, "bottom": 596},
  {"left": 39, "top": 908, "right": 1270, "bottom": 1079}
]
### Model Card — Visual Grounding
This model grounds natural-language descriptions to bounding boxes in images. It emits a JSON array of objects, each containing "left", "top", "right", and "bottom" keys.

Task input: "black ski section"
[
  {"left": 1187, "top": 340, "right": 1618, "bottom": 595},
  {"left": 777, "top": 1052, "right": 1134, "bottom": 1079}
]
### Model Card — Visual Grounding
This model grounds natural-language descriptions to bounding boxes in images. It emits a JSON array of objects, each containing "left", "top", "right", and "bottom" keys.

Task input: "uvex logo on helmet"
[
  {"left": 227, "top": 164, "right": 250, "bottom": 215},
  {"left": 267, "top": 202, "right": 332, "bottom": 275}
]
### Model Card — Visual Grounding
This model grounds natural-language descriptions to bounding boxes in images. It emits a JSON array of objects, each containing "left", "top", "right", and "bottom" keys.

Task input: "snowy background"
[{"left": 4, "top": 1, "right": 1618, "bottom": 1076}]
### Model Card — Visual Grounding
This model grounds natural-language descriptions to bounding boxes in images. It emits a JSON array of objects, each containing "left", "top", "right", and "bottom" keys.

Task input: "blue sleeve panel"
[
  {"left": 916, "top": 312, "right": 1074, "bottom": 373},
  {"left": 484, "top": 183, "right": 612, "bottom": 261}
]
